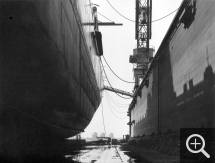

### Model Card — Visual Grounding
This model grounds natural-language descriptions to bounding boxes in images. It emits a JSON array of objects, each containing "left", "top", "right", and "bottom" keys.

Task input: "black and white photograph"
[{"left": 0, "top": 0, "right": 214, "bottom": 162}]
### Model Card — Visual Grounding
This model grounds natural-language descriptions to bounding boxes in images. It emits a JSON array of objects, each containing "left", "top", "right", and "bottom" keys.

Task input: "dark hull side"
[
  {"left": 129, "top": 0, "right": 215, "bottom": 137},
  {"left": 0, "top": 0, "right": 102, "bottom": 159}
]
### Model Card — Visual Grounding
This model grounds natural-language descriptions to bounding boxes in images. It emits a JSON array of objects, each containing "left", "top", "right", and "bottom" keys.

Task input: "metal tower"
[
  {"left": 130, "top": 0, "right": 153, "bottom": 91},
  {"left": 135, "top": 0, "right": 152, "bottom": 52}
]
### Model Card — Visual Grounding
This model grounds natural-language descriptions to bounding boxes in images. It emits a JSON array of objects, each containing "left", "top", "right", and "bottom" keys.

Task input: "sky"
[{"left": 81, "top": 0, "right": 183, "bottom": 139}]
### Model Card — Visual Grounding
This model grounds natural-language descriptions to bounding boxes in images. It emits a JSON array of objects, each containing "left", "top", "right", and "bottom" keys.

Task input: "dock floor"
[{"left": 70, "top": 145, "right": 140, "bottom": 163}]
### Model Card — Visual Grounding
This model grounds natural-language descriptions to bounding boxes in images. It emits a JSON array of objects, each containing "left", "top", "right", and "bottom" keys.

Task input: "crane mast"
[{"left": 129, "top": 0, "right": 153, "bottom": 91}]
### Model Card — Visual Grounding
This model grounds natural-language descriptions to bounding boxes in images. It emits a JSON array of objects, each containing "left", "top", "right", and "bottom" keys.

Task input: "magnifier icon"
[{"left": 186, "top": 134, "right": 210, "bottom": 158}]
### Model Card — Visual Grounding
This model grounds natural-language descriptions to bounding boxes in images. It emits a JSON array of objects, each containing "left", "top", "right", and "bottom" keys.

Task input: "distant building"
[
  {"left": 67, "top": 133, "right": 81, "bottom": 140},
  {"left": 100, "top": 132, "right": 105, "bottom": 137},
  {"left": 108, "top": 133, "right": 114, "bottom": 138},
  {"left": 92, "top": 132, "right": 98, "bottom": 138}
]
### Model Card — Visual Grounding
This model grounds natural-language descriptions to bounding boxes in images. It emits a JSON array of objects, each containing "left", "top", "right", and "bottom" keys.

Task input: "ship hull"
[{"left": 0, "top": 0, "right": 102, "bottom": 159}]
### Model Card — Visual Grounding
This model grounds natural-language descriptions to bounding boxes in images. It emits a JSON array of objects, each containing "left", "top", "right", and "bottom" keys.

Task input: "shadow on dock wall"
[{"left": 133, "top": 41, "right": 215, "bottom": 137}]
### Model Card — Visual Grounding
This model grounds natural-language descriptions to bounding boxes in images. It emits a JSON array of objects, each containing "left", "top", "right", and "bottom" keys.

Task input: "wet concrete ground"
[{"left": 65, "top": 145, "right": 143, "bottom": 163}]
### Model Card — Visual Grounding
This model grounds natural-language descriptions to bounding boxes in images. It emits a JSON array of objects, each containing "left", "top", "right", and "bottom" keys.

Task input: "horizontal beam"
[
  {"left": 83, "top": 22, "right": 123, "bottom": 26},
  {"left": 103, "top": 85, "right": 133, "bottom": 97}
]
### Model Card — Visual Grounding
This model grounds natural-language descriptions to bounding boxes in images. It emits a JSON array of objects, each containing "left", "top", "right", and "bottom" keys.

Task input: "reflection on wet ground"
[{"left": 65, "top": 145, "right": 143, "bottom": 163}]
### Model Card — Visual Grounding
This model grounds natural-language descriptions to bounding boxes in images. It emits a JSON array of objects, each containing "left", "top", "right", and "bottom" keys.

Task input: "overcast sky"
[{"left": 81, "top": 0, "right": 183, "bottom": 139}]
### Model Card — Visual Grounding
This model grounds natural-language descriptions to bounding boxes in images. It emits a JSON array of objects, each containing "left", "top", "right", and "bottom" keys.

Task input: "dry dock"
[
  {"left": 65, "top": 145, "right": 181, "bottom": 163},
  {"left": 66, "top": 145, "right": 140, "bottom": 163}
]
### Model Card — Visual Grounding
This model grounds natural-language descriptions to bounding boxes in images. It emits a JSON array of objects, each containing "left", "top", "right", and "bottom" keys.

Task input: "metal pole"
[{"left": 147, "top": 0, "right": 149, "bottom": 58}]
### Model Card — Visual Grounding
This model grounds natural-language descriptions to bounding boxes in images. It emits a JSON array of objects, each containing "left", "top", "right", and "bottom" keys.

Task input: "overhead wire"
[
  {"left": 102, "top": 56, "right": 135, "bottom": 83},
  {"left": 106, "top": 92, "right": 129, "bottom": 107},
  {"left": 106, "top": 0, "right": 179, "bottom": 23},
  {"left": 105, "top": 91, "right": 129, "bottom": 107},
  {"left": 105, "top": 91, "right": 127, "bottom": 113},
  {"left": 152, "top": 8, "right": 179, "bottom": 22},
  {"left": 107, "top": 0, "right": 135, "bottom": 22},
  {"left": 105, "top": 94, "right": 127, "bottom": 113},
  {"left": 100, "top": 58, "right": 132, "bottom": 99},
  {"left": 105, "top": 91, "right": 128, "bottom": 119},
  {"left": 97, "top": 12, "right": 114, "bottom": 22}
]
